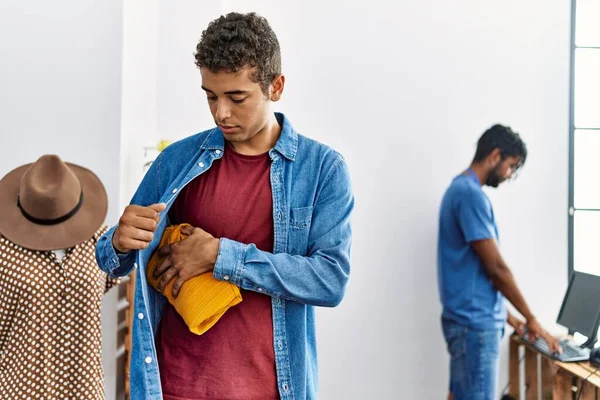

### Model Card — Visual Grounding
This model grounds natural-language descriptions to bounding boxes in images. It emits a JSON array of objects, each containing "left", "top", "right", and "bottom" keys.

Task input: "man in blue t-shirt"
[{"left": 437, "top": 125, "right": 561, "bottom": 400}]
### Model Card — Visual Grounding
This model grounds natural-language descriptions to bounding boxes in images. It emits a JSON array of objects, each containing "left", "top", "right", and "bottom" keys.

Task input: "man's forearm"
[
  {"left": 491, "top": 267, "right": 535, "bottom": 322},
  {"left": 507, "top": 309, "right": 516, "bottom": 325}
]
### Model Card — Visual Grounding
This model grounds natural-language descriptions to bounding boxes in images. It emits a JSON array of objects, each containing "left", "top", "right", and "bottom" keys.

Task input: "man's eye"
[
  {"left": 232, "top": 98, "right": 246, "bottom": 104},
  {"left": 207, "top": 96, "right": 217, "bottom": 101}
]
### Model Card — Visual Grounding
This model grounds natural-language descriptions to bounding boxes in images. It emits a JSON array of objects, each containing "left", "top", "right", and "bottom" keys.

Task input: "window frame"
[{"left": 569, "top": 0, "right": 600, "bottom": 278}]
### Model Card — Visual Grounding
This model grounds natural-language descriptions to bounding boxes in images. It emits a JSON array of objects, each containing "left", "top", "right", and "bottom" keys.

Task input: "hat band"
[{"left": 17, "top": 192, "right": 84, "bottom": 226}]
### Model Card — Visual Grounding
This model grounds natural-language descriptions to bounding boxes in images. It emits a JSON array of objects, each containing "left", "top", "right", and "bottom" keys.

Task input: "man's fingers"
[
  {"left": 172, "top": 277, "right": 186, "bottom": 299},
  {"left": 125, "top": 212, "right": 158, "bottom": 226},
  {"left": 123, "top": 205, "right": 162, "bottom": 220},
  {"left": 158, "top": 267, "right": 178, "bottom": 292},
  {"left": 180, "top": 225, "right": 194, "bottom": 236},
  {"left": 118, "top": 238, "right": 150, "bottom": 251},
  {"left": 548, "top": 336, "right": 562, "bottom": 353},
  {"left": 148, "top": 203, "right": 167, "bottom": 213},
  {"left": 120, "top": 225, "right": 154, "bottom": 243},
  {"left": 528, "top": 332, "right": 538, "bottom": 342},
  {"left": 130, "top": 215, "right": 159, "bottom": 232},
  {"left": 157, "top": 245, "right": 171, "bottom": 257},
  {"left": 114, "top": 204, "right": 166, "bottom": 253},
  {"left": 154, "top": 257, "right": 172, "bottom": 277}
]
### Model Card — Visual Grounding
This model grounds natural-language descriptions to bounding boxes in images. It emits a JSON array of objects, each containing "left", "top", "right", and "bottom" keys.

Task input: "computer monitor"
[{"left": 556, "top": 271, "right": 600, "bottom": 349}]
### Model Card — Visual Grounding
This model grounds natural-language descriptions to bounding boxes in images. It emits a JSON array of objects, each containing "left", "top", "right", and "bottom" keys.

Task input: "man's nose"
[{"left": 215, "top": 100, "right": 232, "bottom": 121}]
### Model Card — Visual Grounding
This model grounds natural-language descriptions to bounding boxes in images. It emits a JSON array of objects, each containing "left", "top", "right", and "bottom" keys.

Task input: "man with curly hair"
[{"left": 96, "top": 12, "right": 354, "bottom": 400}]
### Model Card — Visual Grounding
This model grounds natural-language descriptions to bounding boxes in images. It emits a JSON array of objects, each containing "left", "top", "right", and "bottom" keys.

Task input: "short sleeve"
[{"left": 457, "top": 189, "right": 496, "bottom": 242}]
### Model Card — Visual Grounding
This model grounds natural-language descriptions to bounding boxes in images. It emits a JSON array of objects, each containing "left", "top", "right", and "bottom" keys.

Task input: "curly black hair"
[
  {"left": 473, "top": 124, "right": 528, "bottom": 170},
  {"left": 194, "top": 12, "right": 281, "bottom": 95}
]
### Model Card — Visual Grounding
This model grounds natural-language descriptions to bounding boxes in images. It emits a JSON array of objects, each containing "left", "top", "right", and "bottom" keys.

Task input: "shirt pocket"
[{"left": 288, "top": 206, "right": 314, "bottom": 255}]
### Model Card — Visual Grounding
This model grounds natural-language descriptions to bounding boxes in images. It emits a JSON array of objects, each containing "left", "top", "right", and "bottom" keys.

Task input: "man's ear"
[
  {"left": 270, "top": 74, "right": 285, "bottom": 102},
  {"left": 489, "top": 148, "right": 502, "bottom": 167}
]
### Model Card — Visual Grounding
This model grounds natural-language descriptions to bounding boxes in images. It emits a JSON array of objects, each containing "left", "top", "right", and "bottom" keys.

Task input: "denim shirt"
[{"left": 95, "top": 113, "right": 354, "bottom": 400}]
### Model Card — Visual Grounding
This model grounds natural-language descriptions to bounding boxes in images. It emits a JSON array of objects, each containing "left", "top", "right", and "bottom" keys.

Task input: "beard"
[{"left": 485, "top": 164, "right": 504, "bottom": 188}]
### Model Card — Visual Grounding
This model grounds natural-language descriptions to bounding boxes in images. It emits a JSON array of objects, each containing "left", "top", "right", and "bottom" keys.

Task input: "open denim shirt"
[{"left": 95, "top": 113, "right": 354, "bottom": 399}]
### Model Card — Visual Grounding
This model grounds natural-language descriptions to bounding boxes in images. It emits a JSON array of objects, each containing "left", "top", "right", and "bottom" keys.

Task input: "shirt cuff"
[
  {"left": 98, "top": 227, "right": 135, "bottom": 275},
  {"left": 213, "top": 238, "right": 247, "bottom": 285}
]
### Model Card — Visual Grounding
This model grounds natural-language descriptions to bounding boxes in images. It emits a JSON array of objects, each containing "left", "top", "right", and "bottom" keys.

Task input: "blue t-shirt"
[{"left": 437, "top": 173, "right": 506, "bottom": 330}]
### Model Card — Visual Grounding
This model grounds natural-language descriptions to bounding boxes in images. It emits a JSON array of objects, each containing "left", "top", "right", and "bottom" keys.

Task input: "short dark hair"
[
  {"left": 473, "top": 124, "right": 528, "bottom": 169},
  {"left": 194, "top": 12, "right": 281, "bottom": 94}
]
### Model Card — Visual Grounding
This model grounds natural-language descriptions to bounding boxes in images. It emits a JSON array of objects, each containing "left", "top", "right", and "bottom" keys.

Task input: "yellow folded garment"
[{"left": 146, "top": 223, "right": 242, "bottom": 335}]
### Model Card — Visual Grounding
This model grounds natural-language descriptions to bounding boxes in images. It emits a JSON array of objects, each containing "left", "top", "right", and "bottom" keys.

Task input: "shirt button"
[
  {"left": 223, "top": 275, "right": 230, "bottom": 281},
  {"left": 145, "top": 357, "right": 152, "bottom": 364},
  {"left": 134, "top": 263, "right": 138, "bottom": 269},
  {"left": 215, "top": 150, "right": 222, "bottom": 155},
  {"left": 274, "top": 176, "right": 279, "bottom": 183},
  {"left": 277, "top": 212, "right": 282, "bottom": 220},
  {"left": 199, "top": 162, "right": 205, "bottom": 168},
  {"left": 282, "top": 383, "right": 289, "bottom": 392},
  {"left": 278, "top": 340, "right": 283, "bottom": 350},
  {"left": 257, "top": 288, "right": 263, "bottom": 292},
  {"left": 172, "top": 188, "right": 177, "bottom": 193},
  {"left": 138, "top": 313, "right": 144, "bottom": 320}
]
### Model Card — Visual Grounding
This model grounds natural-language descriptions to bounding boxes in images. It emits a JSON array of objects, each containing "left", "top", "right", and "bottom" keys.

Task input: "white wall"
[
  {"left": 127, "top": 1, "right": 572, "bottom": 398},
  {"left": 156, "top": 1, "right": 222, "bottom": 141},
  {"left": 120, "top": 0, "right": 158, "bottom": 209},
  {"left": 0, "top": 1, "right": 122, "bottom": 398},
  {"left": 120, "top": 0, "right": 222, "bottom": 204}
]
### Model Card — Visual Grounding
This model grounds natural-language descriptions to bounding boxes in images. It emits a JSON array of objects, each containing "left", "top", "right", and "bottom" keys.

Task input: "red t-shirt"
[{"left": 156, "top": 146, "right": 279, "bottom": 400}]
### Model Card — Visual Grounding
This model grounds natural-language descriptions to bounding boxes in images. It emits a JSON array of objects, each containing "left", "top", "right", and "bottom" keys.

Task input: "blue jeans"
[{"left": 442, "top": 320, "right": 503, "bottom": 400}]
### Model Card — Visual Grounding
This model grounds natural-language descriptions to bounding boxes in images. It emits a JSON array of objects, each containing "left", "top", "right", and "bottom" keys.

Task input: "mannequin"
[{"left": 0, "top": 155, "right": 120, "bottom": 399}]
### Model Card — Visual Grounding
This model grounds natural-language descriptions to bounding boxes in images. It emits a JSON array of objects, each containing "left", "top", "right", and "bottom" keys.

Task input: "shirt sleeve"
[
  {"left": 212, "top": 155, "right": 353, "bottom": 307},
  {"left": 457, "top": 188, "right": 496, "bottom": 242}
]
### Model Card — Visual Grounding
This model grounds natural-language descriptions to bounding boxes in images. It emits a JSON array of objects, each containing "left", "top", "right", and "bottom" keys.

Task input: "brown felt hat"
[{"left": 0, "top": 155, "right": 107, "bottom": 250}]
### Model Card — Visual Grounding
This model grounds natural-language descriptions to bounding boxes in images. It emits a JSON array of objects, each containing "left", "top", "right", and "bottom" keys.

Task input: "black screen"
[{"left": 557, "top": 271, "right": 600, "bottom": 339}]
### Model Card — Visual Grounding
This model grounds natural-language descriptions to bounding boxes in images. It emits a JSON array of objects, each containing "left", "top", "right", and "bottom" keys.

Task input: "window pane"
[
  {"left": 574, "top": 49, "right": 600, "bottom": 128},
  {"left": 574, "top": 130, "right": 600, "bottom": 208},
  {"left": 574, "top": 211, "right": 600, "bottom": 276},
  {"left": 576, "top": 0, "right": 600, "bottom": 47}
]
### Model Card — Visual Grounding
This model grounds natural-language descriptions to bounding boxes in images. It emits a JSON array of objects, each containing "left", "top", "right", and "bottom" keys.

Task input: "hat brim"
[{"left": 0, "top": 162, "right": 107, "bottom": 251}]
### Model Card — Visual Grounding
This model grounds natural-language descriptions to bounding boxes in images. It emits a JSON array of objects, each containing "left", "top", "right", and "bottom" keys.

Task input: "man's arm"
[
  {"left": 506, "top": 309, "right": 526, "bottom": 336},
  {"left": 456, "top": 190, "right": 534, "bottom": 319},
  {"left": 155, "top": 156, "right": 354, "bottom": 307},
  {"left": 95, "top": 153, "right": 165, "bottom": 278},
  {"left": 220, "top": 158, "right": 353, "bottom": 306},
  {"left": 96, "top": 224, "right": 135, "bottom": 278},
  {"left": 471, "top": 239, "right": 534, "bottom": 321},
  {"left": 471, "top": 239, "right": 560, "bottom": 352},
  {"left": 455, "top": 190, "right": 560, "bottom": 352}
]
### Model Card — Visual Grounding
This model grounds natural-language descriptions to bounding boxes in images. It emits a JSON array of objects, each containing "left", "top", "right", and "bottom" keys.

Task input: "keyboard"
[{"left": 521, "top": 334, "right": 590, "bottom": 362}]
